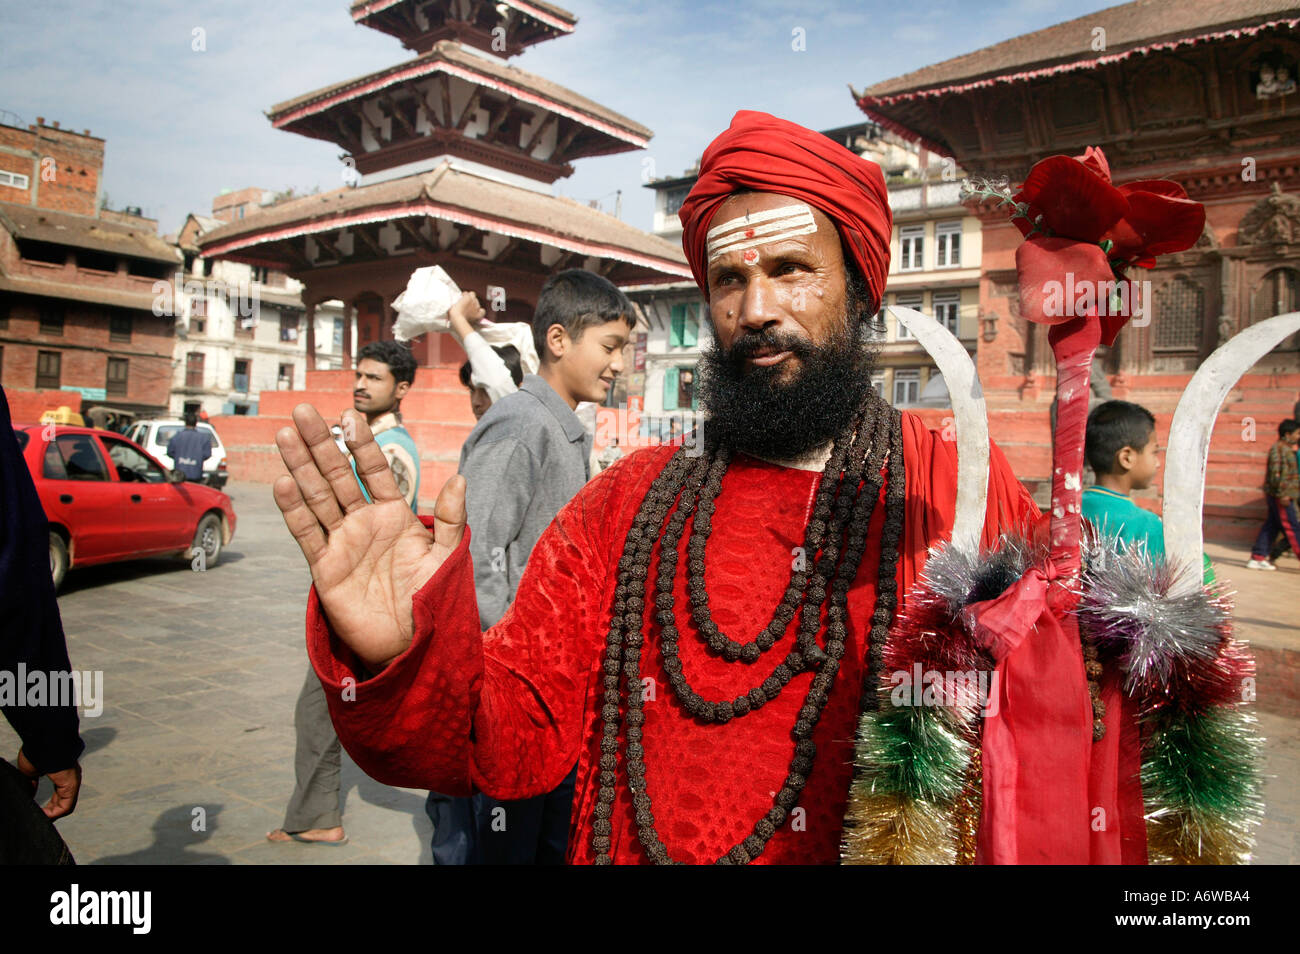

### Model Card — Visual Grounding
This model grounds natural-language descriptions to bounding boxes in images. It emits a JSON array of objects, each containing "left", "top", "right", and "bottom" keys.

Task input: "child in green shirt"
[{"left": 1081, "top": 400, "right": 1215, "bottom": 584}]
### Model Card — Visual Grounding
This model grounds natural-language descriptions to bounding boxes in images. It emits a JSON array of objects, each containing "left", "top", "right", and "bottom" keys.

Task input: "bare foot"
[{"left": 267, "top": 826, "right": 347, "bottom": 844}]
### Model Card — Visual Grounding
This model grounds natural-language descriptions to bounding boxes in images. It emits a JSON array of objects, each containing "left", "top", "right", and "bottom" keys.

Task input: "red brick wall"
[
  {"left": 0, "top": 297, "right": 174, "bottom": 409},
  {"left": 2, "top": 388, "right": 83, "bottom": 425},
  {"left": 0, "top": 121, "right": 104, "bottom": 216},
  {"left": 212, "top": 187, "right": 266, "bottom": 223}
]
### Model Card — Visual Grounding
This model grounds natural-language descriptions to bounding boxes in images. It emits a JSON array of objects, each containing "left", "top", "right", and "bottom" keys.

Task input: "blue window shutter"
[
  {"left": 663, "top": 366, "right": 679, "bottom": 410},
  {"left": 670, "top": 304, "right": 685, "bottom": 348}
]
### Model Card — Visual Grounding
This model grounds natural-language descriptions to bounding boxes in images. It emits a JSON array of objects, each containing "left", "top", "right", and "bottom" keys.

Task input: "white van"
[{"left": 126, "top": 419, "right": 229, "bottom": 488}]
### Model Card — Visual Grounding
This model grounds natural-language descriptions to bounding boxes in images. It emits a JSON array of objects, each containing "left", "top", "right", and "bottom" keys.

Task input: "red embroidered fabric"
[{"left": 307, "top": 413, "right": 1039, "bottom": 863}]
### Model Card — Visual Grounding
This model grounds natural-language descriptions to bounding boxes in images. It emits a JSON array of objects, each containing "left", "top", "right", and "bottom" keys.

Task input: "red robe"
[{"left": 307, "top": 413, "right": 1039, "bottom": 864}]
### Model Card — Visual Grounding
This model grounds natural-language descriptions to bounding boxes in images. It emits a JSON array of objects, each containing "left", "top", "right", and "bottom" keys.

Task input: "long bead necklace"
[{"left": 592, "top": 397, "right": 907, "bottom": 864}]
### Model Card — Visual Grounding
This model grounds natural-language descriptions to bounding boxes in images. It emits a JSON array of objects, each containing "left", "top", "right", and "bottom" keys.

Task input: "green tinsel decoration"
[
  {"left": 854, "top": 689, "right": 972, "bottom": 804},
  {"left": 1141, "top": 706, "right": 1264, "bottom": 864}
]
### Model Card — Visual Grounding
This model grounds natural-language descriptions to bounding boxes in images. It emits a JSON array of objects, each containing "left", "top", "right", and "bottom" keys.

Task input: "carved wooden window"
[
  {"left": 1153, "top": 275, "right": 1204, "bottom": 350},
  {"left": 1252, "top": 268, "right": 1299, "bottom": 323}
]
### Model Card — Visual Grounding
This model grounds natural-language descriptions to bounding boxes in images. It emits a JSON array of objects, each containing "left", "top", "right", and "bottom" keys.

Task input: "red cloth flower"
[{"left": 1012, "top": 146, "right": 1205, "bottom": 272}]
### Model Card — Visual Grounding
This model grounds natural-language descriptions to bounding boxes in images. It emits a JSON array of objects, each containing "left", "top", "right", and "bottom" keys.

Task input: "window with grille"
[
  {"left": 278, "top": 363, "right": 293, "bottom": 389},
  {"left": 234, "top": 358, "right": 250, "bottom": 392},
  {"left": 935, "top": 222, "right": 962, "bottom": 268},
  {"left": 664, "top": 187, "right": 690, "bottom": 216},
  {"left": 933, "top": 293, "right": 960, "bottom": 335},
  {"left": 280, "top": 310, "right": 300, "bottom": 342},
  {"left": 893, "top": 370, "right": 920, "bottom": 406},
  {"left": 40, "top": 304, "right": 65, "bottom": 335},
  {"left": 185, "top": 352, "right": 205, "bottom": 388},
  {"left": 37, "top": 350, "right": 61, "bottom": 389},
  {"left": 1154, "top": 276, "right": 1204, "bottom": 349},
  {"left": 106, "top": 357, "right": 128, "bottom": 396},
  {"left": 899, "top": 226, "right": 924, "bottom": 272},
  {"left": 870, "top": 374, "right": 886, "bottom": 399},
  {"left": 894, "top": 294, "right": 923, "bottom": 339},
  {"left": 109, "top": 310, "right": 133, "bottom": 342}
]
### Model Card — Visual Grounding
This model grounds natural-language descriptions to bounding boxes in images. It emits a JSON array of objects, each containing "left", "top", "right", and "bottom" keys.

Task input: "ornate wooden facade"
[{"left": 856, "top": 3, "right": 1300, "bottom": 399}]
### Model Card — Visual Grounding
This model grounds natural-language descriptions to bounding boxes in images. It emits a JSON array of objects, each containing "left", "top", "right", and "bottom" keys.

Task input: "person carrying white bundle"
[{"left": 445, "top": 291, "right": 525, "bottom": 419}]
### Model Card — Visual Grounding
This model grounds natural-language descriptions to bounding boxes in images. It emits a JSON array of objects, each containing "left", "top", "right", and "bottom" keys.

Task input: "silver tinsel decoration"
[
  {"left": 920, "top": 535, "right": 1038, "bottom": 616},
  {"left": 1076, "top": 530, "right": 1230, "bottom": 694}
]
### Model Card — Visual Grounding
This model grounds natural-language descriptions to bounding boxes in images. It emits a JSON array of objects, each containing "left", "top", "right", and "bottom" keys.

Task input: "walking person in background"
[
  {"left": 165, "top": 412, "right": 211, "bottom": 481},
  {"left": 1248, "top": 418, "right": 1300, "bottom": 571},
  {"left": 268, "top": 340, "right": 420, "bottom": 846}
]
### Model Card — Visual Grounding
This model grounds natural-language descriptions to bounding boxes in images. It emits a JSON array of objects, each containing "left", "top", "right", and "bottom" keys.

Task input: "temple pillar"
[
  {"left": 342, "top": 301, "right": 354, "bottom": 370},
  {"left": 305, "top": 301, "right": 317, "bottom": 371}
]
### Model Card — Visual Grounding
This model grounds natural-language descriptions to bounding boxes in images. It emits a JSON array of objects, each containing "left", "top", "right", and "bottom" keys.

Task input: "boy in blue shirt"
[{"left": 1082, "top": 400, "right": 1215, "bottom": 584}]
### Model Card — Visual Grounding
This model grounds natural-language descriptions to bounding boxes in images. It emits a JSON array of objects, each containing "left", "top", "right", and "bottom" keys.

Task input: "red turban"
[{"left": 678, "top": 110, "right": 892, "bottom": 306}]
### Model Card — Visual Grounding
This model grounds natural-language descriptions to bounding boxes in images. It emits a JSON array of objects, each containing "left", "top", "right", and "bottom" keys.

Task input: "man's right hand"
[
  {"left": 274, "top": 405, "right": 467, "bottom": 672},
  {"left": 447, "top": 291, "right": 486, "bottom": 340}
]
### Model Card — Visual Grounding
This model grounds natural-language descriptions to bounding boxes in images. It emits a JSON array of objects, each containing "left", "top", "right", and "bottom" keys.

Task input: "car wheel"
[
  {"left": 49, "top": 531, "right": 68, "bottom": 592},
  {"left": 190, "top": 513, "right": 223, "bottom": 570}
]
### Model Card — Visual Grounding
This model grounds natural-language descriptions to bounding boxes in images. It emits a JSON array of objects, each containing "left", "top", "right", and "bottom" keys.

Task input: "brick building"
[
  {"left": 0, "top": 115, "right": 180, "bottom": 423},
  {"left": 0, "top": 116, "right": 104, "bottom": 216}
]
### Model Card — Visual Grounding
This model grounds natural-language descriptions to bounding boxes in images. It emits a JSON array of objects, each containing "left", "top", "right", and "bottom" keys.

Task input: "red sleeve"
[
  {"left": 898, "top": 412, "right": 1040, "bottom": 593},
  {"left": 305, "top": 448, "right": 666, "bottom": 798}
]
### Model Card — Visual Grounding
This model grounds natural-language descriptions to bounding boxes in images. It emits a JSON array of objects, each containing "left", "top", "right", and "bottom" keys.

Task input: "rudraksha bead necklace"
[{"left": 592, "top": 393, "right": 907, "bottom": 864}]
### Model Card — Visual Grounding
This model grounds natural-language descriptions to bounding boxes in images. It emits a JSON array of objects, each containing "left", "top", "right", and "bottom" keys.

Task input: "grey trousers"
[{"left": 282, "top": 666, "right": 342, "bottom": 832}]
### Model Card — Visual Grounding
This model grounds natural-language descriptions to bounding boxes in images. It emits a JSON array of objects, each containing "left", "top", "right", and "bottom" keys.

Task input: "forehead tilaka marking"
[{"left": 706, "top": 203, "right": 818, "bottom": 265}]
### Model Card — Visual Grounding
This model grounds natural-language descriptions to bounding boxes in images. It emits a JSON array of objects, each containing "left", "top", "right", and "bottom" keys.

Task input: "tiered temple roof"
[
  {"left": 854, "top": 0, "right": 1300, "bottom": 169},
  {"left": 200, "top": 161, "right": 688, "bottom": 285},
  {"left": 267, "top": 40, "right": 650, "bottom": 180},
  {"left": 351, "top": 0, "right": 576, "bottom": 57}
]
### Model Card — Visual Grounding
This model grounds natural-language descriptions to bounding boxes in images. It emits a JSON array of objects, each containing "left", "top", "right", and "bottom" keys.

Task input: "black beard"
[{"left": 697, "top": 311, "right": 877, "bottom": 460}]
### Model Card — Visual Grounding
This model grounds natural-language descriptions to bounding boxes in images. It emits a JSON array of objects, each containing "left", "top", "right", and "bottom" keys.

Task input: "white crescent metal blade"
[
  {"left": 1163, "top": 311, "right": 1300, "bottom": 594},
  {"left": 889, "top": 303, "right": 989, "bottom": 555}
]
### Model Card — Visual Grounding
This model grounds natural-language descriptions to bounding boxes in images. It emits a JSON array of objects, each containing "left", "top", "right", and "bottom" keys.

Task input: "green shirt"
[{"left": 1081, "top": 486, "right": 1215, "bottom": 584}]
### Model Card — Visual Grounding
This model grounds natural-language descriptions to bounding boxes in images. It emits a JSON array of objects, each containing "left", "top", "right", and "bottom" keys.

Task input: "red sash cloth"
[
  {"left": 961, "top": 238, "right": 1146, "bottom": 864},
  {"left": 306, "top": 416, "right": 1038, "bottom": 863}
]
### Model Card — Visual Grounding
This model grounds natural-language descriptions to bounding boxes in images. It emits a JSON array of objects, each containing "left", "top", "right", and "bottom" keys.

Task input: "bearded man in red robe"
[{"left": 272, "top": 111, "right": 1038, "bottom": 864}]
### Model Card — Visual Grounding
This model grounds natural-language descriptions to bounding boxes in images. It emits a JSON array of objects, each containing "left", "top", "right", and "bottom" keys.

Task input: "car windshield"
[{"left": 156, "top": 424, "right": 218, "bottom": 447}]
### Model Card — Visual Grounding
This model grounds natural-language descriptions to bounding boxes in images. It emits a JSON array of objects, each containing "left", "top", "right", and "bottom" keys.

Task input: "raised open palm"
[{"left": 273, "top": 404, "right": 466, "bottom": 671}]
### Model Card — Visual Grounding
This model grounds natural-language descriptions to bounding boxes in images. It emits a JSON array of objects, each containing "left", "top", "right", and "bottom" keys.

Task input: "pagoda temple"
[{"left": 198, "top": 0, "right": 688, "bottom": 508}]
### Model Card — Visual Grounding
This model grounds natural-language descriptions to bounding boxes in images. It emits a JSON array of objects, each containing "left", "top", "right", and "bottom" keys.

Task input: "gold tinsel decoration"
[{"left": 841, "top": 788, "right": 957, "bottom": 865}]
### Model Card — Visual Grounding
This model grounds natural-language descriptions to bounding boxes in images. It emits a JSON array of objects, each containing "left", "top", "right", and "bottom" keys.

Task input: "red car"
[{"left": 14, "top": 424, "right": 237, "bottom": 591}]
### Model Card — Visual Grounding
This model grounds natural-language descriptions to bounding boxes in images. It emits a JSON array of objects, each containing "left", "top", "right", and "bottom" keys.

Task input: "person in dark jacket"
[
  {"left": 166, "top": 412, "right": 211, "bottom": 482},
  {"left": 0, "top": 385, "right": 84, "bottom": 862}
]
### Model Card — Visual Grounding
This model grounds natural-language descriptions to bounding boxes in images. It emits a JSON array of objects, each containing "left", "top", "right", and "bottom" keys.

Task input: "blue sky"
[{"left": 0, "top": 0, "right": 1119, "bottom": 235}]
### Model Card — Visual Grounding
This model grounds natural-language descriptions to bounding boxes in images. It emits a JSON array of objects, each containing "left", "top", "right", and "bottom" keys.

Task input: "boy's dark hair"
[
  {"left": 183, "top": 411, "right": 198, "bottom": 428},
  {"left": 532, "top": 269, "right": 634, "bottom": 363},
  {"left": 1086, "top": 400, "right": 1156, "bottom": 475},
  {"left": 1279, "top": 418, "right": 1300, "bottom": 439},
  {"left": 357, "top": 340, "right": 417, "bottom": 385},
  {"left": 459, "top": 344, "right": 523, "bottom": 390}
]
